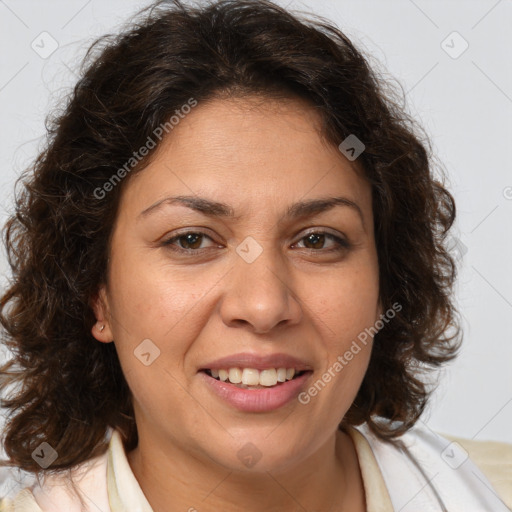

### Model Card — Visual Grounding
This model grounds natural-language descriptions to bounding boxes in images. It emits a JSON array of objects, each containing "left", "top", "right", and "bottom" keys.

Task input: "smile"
[
  {"left": 199, "top": 369, "right": 313, "bottom": 412},
  {"left": 203, "top": 367, "right": 305, "bottom": 388}
]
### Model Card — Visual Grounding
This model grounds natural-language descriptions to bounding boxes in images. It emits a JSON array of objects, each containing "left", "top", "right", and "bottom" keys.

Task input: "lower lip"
[{"left": 199, "top": 371, "right": 312, "bottom": 412}]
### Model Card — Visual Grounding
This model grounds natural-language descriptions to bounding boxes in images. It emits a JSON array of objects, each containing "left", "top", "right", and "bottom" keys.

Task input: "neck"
[{"left": 126, "top": 427, "right": 366, "bottom": 512}]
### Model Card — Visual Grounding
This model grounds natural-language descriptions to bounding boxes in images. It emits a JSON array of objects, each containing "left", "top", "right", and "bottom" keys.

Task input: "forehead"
[{"left": 120, "top": 96, "right": 372, "bottom": 223}]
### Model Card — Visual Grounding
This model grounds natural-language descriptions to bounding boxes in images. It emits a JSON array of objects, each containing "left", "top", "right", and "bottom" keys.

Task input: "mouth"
[
  {"left": 200, "top": 368, "right": 310, "bottom": 389},
  {"left": 199, "top": 367, "right": 313, "bottom": 412}
]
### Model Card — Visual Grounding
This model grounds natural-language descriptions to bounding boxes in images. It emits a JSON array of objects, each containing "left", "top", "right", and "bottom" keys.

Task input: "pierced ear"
[{"left": 90, "top": 285, "right": 114, "bottom": 343}]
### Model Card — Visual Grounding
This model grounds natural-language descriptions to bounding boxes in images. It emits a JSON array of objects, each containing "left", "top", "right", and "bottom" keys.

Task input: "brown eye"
[
  {"left": 302, "top": 233, "right": 326, "bottom": 250},
  {"left": 161, "top": 230, "right": 349, "bottom": 256},
  {"left": 296, "top": 232, "right": 349, "bottom": 252},
  {"left": 162, "top": 231, "right": 215, "bottom": 252}
]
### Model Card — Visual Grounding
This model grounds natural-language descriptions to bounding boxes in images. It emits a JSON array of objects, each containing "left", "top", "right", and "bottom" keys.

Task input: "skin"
[{"left": 92, "top": 95, "right": 382, "bottom": 512}]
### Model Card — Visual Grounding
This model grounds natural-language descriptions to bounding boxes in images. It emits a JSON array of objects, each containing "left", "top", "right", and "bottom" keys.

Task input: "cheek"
[
  {"left": 301, "top": 261, "right": 378, "bottom": 411},
  {"left": 119, "top": 359, "right": 200, "bottom": 440},
  {"left": 108, "top": 250, "right": 207, "bottom": 334},
  {"left": 106, "top": 256, "right": 207, "bottom": 425},
  {"left": 309, "top": 265, "right": 379, "bottom": 346},
  {"left": 107, "top": 253, "right": 221, "bottom": 384}
]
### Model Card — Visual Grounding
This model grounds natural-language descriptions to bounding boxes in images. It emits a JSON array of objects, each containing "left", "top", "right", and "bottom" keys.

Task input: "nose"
[{"left": 219, "top": 243, "right": 303, "bottom": 334}]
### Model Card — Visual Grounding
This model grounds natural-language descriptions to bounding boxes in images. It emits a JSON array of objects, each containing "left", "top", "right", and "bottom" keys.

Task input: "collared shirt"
[
  {"left": 1, "top": 427, "right": 510, "bottom": 511},
  {"left": 107, "top": 427, "right": 395, "bottom": 512}
]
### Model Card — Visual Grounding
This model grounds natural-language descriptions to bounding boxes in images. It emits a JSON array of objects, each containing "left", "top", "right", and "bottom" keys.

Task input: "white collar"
[
  {"left": 107, "top": 430, "right": 153, "bottom": 512},
  {"left": 29, "top": 423, "right": 507, "bottom": 512},
  {"left": 105, "top": 428, "right": 393, "bottom": 512},
  {"left": 355, "top": 421, "right": 511, "bottom": 512}
]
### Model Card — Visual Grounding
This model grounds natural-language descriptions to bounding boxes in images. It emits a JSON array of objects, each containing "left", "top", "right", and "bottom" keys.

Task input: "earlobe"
[{"left": 90, "top": 285, "right": 114, "bottom": 343}]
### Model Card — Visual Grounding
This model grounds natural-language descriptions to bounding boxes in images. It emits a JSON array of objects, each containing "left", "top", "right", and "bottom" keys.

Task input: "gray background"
[{"left": 0, "top": 0, "right": 511, "bottom": 446}]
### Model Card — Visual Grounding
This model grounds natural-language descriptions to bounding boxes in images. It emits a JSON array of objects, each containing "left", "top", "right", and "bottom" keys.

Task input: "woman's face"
[{"left": 93, "top": 96, "right": 381, "bottom": 473}]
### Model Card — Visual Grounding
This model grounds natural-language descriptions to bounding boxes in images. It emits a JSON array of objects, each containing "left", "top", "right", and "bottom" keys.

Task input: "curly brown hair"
[{"left": 0, "top": 0, "right": 460, "bottom": 474}]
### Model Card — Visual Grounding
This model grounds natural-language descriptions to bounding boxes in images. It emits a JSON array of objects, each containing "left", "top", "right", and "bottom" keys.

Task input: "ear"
[
  {"left": 374, "top": 298, "right": 385, "bottom": 334},
  {"left": 90, "top": 285, "right": 114, "bottom": 343},
  {"left": 376, "top": 299, "right": 384, "bottom": 321}
]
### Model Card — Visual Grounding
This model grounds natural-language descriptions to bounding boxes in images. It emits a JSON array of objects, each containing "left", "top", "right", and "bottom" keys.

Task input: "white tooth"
[
  {"left": 211, "top": 369, "right": 219, "bottom": 378},
  {"left": 260, "top": 369, "right": 278, "bottom": 386},
  {"left": 219, "top": 369, "right": 228, "bottom": 381},
  {"left": 276, "top": 368, "right": 287, "bottom": 382},
  {"left": 242, "top": 368, "right": 260, "bottom": 386},
  {"left": 286, "top": 368, "right": 295, "bottom": 380},
  {"left": 228, "top": 368, "right": 242, "bottom": 384}
]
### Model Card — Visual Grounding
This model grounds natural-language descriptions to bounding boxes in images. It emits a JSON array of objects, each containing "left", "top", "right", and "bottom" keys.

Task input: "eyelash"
[{"left": 161, "top": 230, "right": 350, "bottom": 255}]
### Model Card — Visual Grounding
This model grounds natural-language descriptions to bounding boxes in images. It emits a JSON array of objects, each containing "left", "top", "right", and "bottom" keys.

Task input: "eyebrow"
[{"left": 138, "top": 194, "right": 364, "bottom": 224}]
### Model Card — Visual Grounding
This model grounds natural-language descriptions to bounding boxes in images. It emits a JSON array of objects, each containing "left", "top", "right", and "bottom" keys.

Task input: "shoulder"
[
  {"left": 355, "top": 421, "right": 512, "bottom": 511},
  {"left": 0, "top": 450, "right": 109, "bottom": 512},
  {"left": 0, "top": 489, "right": 41, "bottom": 512},
  {"left": 442, "top": 432, "right": 512, "bottom": 509}
]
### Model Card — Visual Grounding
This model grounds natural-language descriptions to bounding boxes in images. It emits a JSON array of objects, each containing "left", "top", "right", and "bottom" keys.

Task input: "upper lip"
[{"left": 199, "top": 352, "right": 313, "bottom": 372}]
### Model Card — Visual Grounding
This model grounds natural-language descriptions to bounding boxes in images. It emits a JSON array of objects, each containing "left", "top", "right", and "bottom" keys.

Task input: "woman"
[{"left": 0, "top": 0, "right": 510, "bottom": 510}]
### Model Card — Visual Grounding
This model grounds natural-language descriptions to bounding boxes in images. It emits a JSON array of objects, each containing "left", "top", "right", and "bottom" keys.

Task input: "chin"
[{"left": 203, "top": 432, "right": 310, "bottom": 475}]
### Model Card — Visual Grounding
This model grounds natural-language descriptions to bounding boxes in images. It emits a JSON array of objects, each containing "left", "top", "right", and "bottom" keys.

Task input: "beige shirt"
[{"left": 1, "top": 428, "right": 511, "bottom": 511}]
